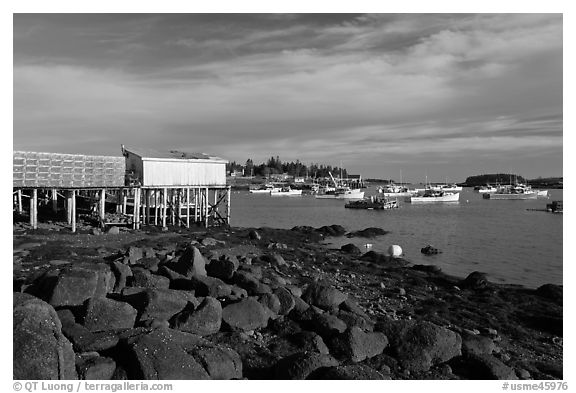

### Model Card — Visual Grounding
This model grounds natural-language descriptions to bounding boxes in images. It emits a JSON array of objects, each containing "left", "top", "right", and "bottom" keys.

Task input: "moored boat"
[
  {"left": 474, "top": 184, "right": 497, "bottom": 193},
  {"left": 270, "top": 186, "right": 302, "bottom": 196},
  {"left": 378, "top": 183, "right": 418, "bottom": 197},
  {"left": 483, "top": 184, "right": 537, "bottom": 200},
  {"left": 431, "top": 184, "right": 463, "bottom": 192},
  {"left": 345, "top": 196, "right": 399, "bottom": 209},
  {"left": 409, "top": 189, "right": 460, "bottom": 203},
  {"left": 315, "top": 186, "right": 365, "bottom": 200},
  {"left": 249, "top": 183, "right": 279, "bottom": 194},
  {"left": 536, "top": 189, "right": 549, "bottom": 197}
]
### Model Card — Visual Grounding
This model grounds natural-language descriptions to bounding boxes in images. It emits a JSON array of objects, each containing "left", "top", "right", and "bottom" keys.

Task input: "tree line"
[{"left": 227, "top": 156, "right": 349, "bottom": 178}]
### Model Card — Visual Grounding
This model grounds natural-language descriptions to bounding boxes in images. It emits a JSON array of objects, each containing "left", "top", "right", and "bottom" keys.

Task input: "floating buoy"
[{"left": 388, "top": 244, "right": 403, "bottom": 258}]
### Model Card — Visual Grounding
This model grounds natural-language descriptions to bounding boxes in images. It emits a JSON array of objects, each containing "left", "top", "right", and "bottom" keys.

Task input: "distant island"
[
  {"left": 462, "top": 174, "right": 563, "bottom": 189},
  {"left": 227, "top": 157, "right": 350, "bottom": 179}
]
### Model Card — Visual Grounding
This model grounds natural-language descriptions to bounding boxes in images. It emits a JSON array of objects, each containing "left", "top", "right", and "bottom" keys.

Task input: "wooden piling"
[
  {"left": 67, "top": 192, "right": 72, "bottom": 224},
  {"left": 154, "top": 190, "right": 158, "bottom": 226},
  {"left": 17, "top": 189, "right": 23, "bottom": 214},
  {"left": 227, "top": 186, "right": 231, "bottom": 224},
  {"left": 162, "top": 187, "right": 167, "bottom": 229},
  {"left": 52, "top": 189, "right": 58, "bottom": 213},
  {"left": 100, "top": 188, "right": 106, "bottom": 222},
  {"left": 186, "top": 187, "right": 190, "bottom": 228},
  {"left": 30, "top": 189, "right": 37, "bottom": 229},
  {"left": 204, "top": 187, "right": 209, "bottom": 228},
  {"left": 122, "top": 189, "right": 127, "bottom": 215},
  {"left": 71, "top": 190, "right": 76, "bottom": 233}
]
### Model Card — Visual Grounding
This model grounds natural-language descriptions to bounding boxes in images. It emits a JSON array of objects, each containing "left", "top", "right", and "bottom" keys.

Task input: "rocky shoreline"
[{"left": 13, "top": 222, "right": 563, "bottom": 380}]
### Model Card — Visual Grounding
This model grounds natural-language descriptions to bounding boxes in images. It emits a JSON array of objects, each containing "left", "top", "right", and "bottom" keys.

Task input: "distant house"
[{"left": 122, "top": 146, "right": 228, "bottom": 187}]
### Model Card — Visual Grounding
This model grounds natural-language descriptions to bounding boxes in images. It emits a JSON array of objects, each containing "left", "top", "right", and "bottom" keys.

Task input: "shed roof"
[{"left": 123, "top": 146, "right": 227, "bottom": 163}]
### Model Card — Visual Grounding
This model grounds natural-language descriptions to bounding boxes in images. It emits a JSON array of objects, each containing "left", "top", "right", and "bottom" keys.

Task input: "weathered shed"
[
  {"left": 122, "top": 146, "right": 228, "bottom": 187},
  {"left": 13, "top": 151, "right": 125, "bottom": 188}
]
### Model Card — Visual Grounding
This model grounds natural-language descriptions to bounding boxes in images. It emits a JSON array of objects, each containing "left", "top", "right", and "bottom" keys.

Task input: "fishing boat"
[
  {"left": 483, "top": 184, "right": 537, "bottom": 200},
  {"left": 315, "top": 186, "right": 365, "bottom": 200},
  {"left": 474, "top": 184, "right": 497, "bottom": 193},
  {"left": 432, "top": 184, "right": 463, "bottom": 192},
  {"left": 249, "top": 183, "right": 279, "bottom": 194},
  {"left": 270, "top": 186, "right": 302, "bottom": 196},
  {"left": 409, "top": 189, "right": 460, "bottom": 203},
  {"left": 345, "top": 196, "right": 398, "bottom": 209},
  {"left": 378, "top": 183, "right": 418, "bottom": 197},
  {"left": 536, "top": 189, "right": 549, "bottom": 197}
]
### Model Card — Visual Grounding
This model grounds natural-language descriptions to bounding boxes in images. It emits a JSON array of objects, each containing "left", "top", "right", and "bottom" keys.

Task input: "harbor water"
[{"left": 230, "top": 186, "right": 563, "bottom": 288}]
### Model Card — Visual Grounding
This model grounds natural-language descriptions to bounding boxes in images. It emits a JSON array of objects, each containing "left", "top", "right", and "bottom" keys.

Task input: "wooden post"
[
  {"left": 154, "top": 190, "right": 158, "bottom": 226},
  {"left": 186, "top": 187, "right": 190, "bottom": 228},
  {"left": 162, "top": 187, "right": 167, "bottom": 229},
  {"left": 132, "top": 189, "right": 137, "bottom": 230},
  {"left": 100, "top": 188, "right": 106, "bottom": 222},
  {"left": 145, "top": 189, "right": 150, "bottom": 225},
  {"left": 51, "top": 189, "right": 57, "bottom": 213},
  {"left": 227, "top": 186, "right": 231, "bottom": 224},
  {"left": 67, "top": 191, "right": 72, "bottom": 224},
  {"left": 17, "top": 189, "right": 23, "bottom": 214},
  {"left": 204, "top": 187, "right": 209, "bottom": 228},
  {"left": 170, "top": 189, "right": 175, "bottom": 226},
  {"left": 71, "top": 190, "right": 76, "bottom": 233},
  {"left": 30, "top": 189, "right": 37, "bottom": 229},
  {"left": 194, "top": 188, "right": 199, "bottom": 224},
  {"left": 135, "top": 188, "right": 141, "bottom": 230},
  {"left": 176, "top": 189, "right": 181, "bottom": 227},
  {"left": 213, "top": 188, "right": 218, "bottom": 220},
  {"left": 122, "top": 189, "right": 127, "bottom": 215}
]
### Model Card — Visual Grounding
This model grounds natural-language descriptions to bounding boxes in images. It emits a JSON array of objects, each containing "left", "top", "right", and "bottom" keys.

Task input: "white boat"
[
  {"left": 409, "top": 189, "right": 460, "bottom": 203},
  {"left": 474, "top": 184, "right": 497, "bottom": 194},
  {"left": 483, "top": 184, "right": 537, "bottom": 200},
  {"left": 249, "top": 183, "right": 279, "bottom": 194},
  {"left": 315, "top": 187, "right": 365, "bottom": 200},
  {"left": 432, "top": 184, "right": 463, "bottom": 192},
  {"left": 270, "top": 186, "right": 302, "bottom": 196},
  {"left": 378, "top": 183, "right": 418, "bottom": 197},
  {"left": 536, "top": 189, "right": 549, "bottom": 197}
]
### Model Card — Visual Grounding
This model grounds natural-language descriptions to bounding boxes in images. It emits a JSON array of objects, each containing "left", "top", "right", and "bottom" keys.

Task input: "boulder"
[
  {"left": 288, "top": 331, "right": 330, "bottom": 355},
  {"left": 180, "top": 275, "right": 232, "bottom": 298},
  {"left": 273, "top": 352, "right": 339, "bottom": 379},
  {"left": 123, "top": 288, "right": 197, "bottom": 322},
  {"left": 309, "top": 364, "right": 388, "bottom": 380},
  {"left": 376, "top": 319, "right": 461, "bottom": 372},
  {"left": 13, "top": 293, "right": 77, "bottom": 379},
  {"left": 346, "top": 227, "right": 389, "bottom": 238},
  {"left": 173, "top": 246, "right": 207, "bottom": 277},
  {"left": 138, "top": 257, "right": 161, "bottom": 273},
  {"left": 222, "top": 298, "right": 270, "bottom": 331},
  {"left": 107, "top": 226, "right": 120, "bottom": 235},
  {"left": 535, "top": 284, "right": 563, "bottom": 305},
  {"left": 461, "top": 331, "right": 496, "bottom": 356},
  {"left": 76, "top": 354, "right": 116, "bottom": 380},
  {"left": 261, "top": 253, "right": 287, "bottom": 267},
  {"left": 258, "top": 293, "right": 281, "bottom": 317},
  {"left": 302, "top": 281, "right": 348, "bottom": 311},
  {"left": 341, "top": 243, "right": 361, "bottom": 254},
  {"left": 312, "top": 313, "right": 348, "bottom": 338},
  {"left": 328, "top": 327, "right": 388, "bottom": 362},
  {"left": 170, "top": 297, "right": 222, "bottom": 336},
  {"left": 110, "top": 261, "right": 132, "bottom": 293},
  {"left": 131, "top": 268, "right": 170, "bottom": 289},
  {"left": 452, "top": 354, "right": 518, "bottom": 380},
  {"left": 337, "top": 310, "right": 374, "bottom": 331},
  {"left": 191, "top": 345, "right": 243, "bottom": 379},
  {"left": 124, "top": 329, "right": 210, "bottom": 379},
  {"left": 421, "top": 245, "right": 441, "bottom": 255},
  {"left": 83, "top": 297, "right": 138, "bottom": 332},
  {"left": 232, "top": 270, "right": 270, "bottom": 295},
  {"left": 274, "top": 287, "right": 296, "bottom": 315},
  {"left": 248, "top": 230, "right": 262, "bottom": 240},
  {"left": 126, "top": 246, "right": 144, "bottom": 264},
  {"left": 460, "top": 271, "right": 490, "bottom": 290},
  {"left": 206, "top": 256, "right": 238, "bottom": 281}
]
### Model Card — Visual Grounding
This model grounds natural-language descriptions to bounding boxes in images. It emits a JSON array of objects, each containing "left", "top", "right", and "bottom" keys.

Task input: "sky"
[{"left": 13, "top": 13, "right": 563, "bottom": 182}]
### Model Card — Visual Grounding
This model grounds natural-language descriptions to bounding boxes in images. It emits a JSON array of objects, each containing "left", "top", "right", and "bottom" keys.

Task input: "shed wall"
[
  {"left": 142, "top": 160, "right": 226, "bottom": 186},
  {"left": 13, "top": 151, "right": 125, "bottom": 188}
]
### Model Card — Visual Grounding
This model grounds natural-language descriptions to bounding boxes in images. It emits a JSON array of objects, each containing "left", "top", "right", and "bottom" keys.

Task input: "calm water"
[{"left": 229, "top": 187, "right": 563, "bottom": 288}]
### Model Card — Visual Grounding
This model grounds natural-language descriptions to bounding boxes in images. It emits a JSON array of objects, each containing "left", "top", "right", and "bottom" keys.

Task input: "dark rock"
[
  {"left": 286, "top": 285, "right": 303, "bottom": 297},
  {"left": 191, "top": 345, "right": 243, "bottom": 379},
  {"left": 180, "top": 275, "right": 232, "bottom": 298},
  {"left": 238, "top": 265, "right": 263, "bottom": 280},
  {"left": 138, "top": 257, "right": 161, "bottom": 273},
  {"left": 60, "top": 316, "right": 120, "bottom": 352},
  {"left": 346, "top": 227, "right": 389, "bottom": 238},
  {"left": 312, "top": 312, "right": 348, "bottom": 338},
  {"left": 340, "top": 297, "right": 370, "bottom": 318},
  {"left": 157, "top": 265, "right": 187, "bottom": 281},
  {"left": 13, "top": 293, "right": 77, "bottom": 379},
  {"left": 259, "top": 293, "right": 281, "bottom": 317},
  {"left": 288, "top": 331, "right": 330, "bottom": 355},
  {"left": 421, "top": 244, "right": 441, "bottom": 255},
  {"left": 376, "top": 319, "right": 461, "bottom": 373},
  {"left": 359, "top": 251, "right": 409, "bottom": 266},
  {"left": 534, "top": 361, "right": 563, "bottom": 379},
  {"left": 273, "top": 352, "right": 339, "bottom": 379},
  {"left": 123, "top": 288, "right": 197, "bottom": 322},
  {"left": 535, "top": 284, "right": 563, "bottom": 305},
  {"left": 124, "top": 328, "right": 210, "bottom": 379},
  {"left": 170, "top": 297, "right": 222, "bottom": 336},
  {"left": 228, "top": 285, "right": 248, "bottom": 301},
  {"left": 126, "top": 246, "right": 144, "bottom": 264},
  {"left": 110, "top": 261, "right": 132, "bottom": 293},
  {"left": 173, "top": 245, "right": 207, "bottom": 278},
  {"left": 261, "top": 253, "right": 287, "bottom": 266},
  {"left": 76, "top": 354, "right": 116, "bottom": 380},
  {"left": 328, "top": 326, "right": 388, "bottom": 362},
  {"left": 232, "top": 270, "right": 261, "bottom": 294},
  {"left": 309, "top": 364, "right": 388, "bottom": 380},
  {"left": 412, "top": 264, "right": 442, "bottom": 273},
  {"left": 461, "top": 331, "right": 496, "bottom": 356},
  {"left": 291, "top": 295, "right": 310, "bottom": 315},
  {"left": 222, "top": 298, "right": 269, "bottom": 331},
  {"left": 341, "top": 243, "right": 361, "bottom": 254},
  {"left": 206, "top": 256, "right": 238, "bottom": 281},
  {"left": 274, "top": 287, "right": 296, "bottom": 315},
  {"left": 302, "top": 281, "right": 348, "bottom": 311},
  {"left": 460, "top": 271, "right": 490, "bottom": 290},
  {"left": 337, "top": 310, "right": 374, "bottom": 331},
  {"left": 315, "top": 225, "right": 346, "bottom": 237},
  {"left": 451, "top": 354, "right": 517, "bottom": 380},
  {"left": 131, "top": 268, "right": 170, "bottom": 289},
  {"left": 83, "top": 297, "right": 137, "bottom": 332}
]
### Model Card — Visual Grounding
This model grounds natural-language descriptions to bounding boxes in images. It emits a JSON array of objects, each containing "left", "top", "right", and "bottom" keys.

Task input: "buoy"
[{"left": 388, "top": 244, "right": 403, "bottom": 258}]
